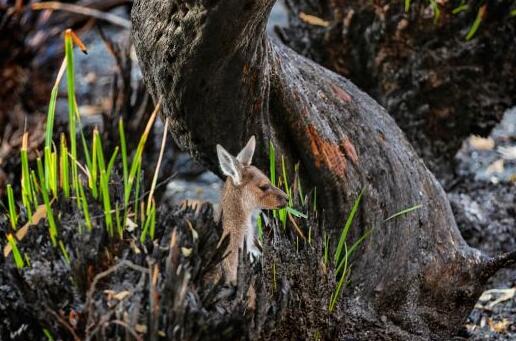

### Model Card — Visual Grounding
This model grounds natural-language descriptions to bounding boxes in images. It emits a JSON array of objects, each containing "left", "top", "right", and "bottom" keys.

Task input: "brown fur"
[{"left": 219, "top": 165, "right": 287, "bottom": 284}]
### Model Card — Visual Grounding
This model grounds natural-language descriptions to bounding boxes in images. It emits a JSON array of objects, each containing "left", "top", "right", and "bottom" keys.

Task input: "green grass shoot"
[
  {"left": 428, "top": 0, "right": 441, "bottom": 23},
  {"left": 452, "top": 3, "right": 469, "bottom": 14},
  {"left": 90, "top": 129, "right": 99, "bottom": 199},
  {"left": 6, "top": 184, "right": 17, "bottom": 230},
  {"left": 466, "top": 5, "right": 485, "bottom": 40},
  {"left": 119, "top": 119, "right": 128, "bottom": 193},
  {"left": 20, "top": 132, "right": 33, "bottom": 220},
  {"left": 7, "top": 234, "right": 25, "bottom": 269},
  {"left": 100, "top": 169, "right": 113, "bottom": 236},
  {"left": 36, "top": 158, "right": 58, "bottom": 246},
  {"left": 295, "top": 163, "right": 305, "bottom": 205},
  {"left": 269, "top": 141, "right": 276, "bottom": 186},
  {"left": 59, "top": 134, "right": 70, "bottom": 198},
  {"left": 334, "top": 188, "right": 364, "bottom": 265},
  {"left": 329, "top": 243, "right": 350, "bottom": 312},
  {"left": 404, "top": 0, "right": 411, "bottom": 13},
  {"left": 322, "top": 232, "right": 329, "bottom": 267},
  {"left": 257, "top": 214, "right": 263, "bottom": 242},
  {"left": 125, "top": 104, "right": 158, "bottom": 206},
  {"left": 140, "top": 199, "right": 157, "bottom": 243},
  {"left": 77, "top": 179, "right": 92, "bottom": 231},
  {"left": 335, "top": 228, "right": 371, "bottom": 275},
  {"left": 384, "top": 204, "right": 422, "bottom": 222},
  {"left": 59, "top": 240, "right": 71, "bottom": 264},
  {"left": 43, "top": 328, "right": 55, "bottom": 341},
  {"left": 64, "top": 29, "right": 79, "bottom": 197}
]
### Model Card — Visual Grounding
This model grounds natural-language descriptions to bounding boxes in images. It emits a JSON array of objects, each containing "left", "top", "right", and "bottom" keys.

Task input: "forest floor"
[{"left": 0, "top": 4, "right": 514, "bottom": 339}]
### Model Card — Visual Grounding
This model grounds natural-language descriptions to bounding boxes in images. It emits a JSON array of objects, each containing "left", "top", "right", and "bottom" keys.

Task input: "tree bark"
[
  {"left": 131, "top": 0, "right": 514, "bottom": 338},
  {"left": 280, "top": 0, "right": 516, "bottom": 182}
]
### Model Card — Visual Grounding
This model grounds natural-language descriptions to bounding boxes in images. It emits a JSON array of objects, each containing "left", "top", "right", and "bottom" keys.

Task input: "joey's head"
[{"left": 217, "top": 136, "right": 288, "bottom": 212}]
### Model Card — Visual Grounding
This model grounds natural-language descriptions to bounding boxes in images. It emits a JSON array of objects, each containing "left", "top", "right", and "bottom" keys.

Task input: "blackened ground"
[{"left": 449, "top": 108, "right": 516, "bottom": 340}]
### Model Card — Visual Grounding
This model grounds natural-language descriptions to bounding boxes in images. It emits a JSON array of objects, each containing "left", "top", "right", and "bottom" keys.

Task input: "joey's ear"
[
  {"left": 236, "top": 135, "right": 256, "bottom": 166},
  {"left": 217, "top": 144, "right": 242, "bottom": 185}
]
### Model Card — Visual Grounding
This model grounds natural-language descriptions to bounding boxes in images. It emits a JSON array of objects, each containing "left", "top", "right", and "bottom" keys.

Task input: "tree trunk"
[
  {"left": 131, "top": 0, "right": 514, "bottom": 338},
  {"left": 280, "top": 0, "right": 516, "bottom": 182}
]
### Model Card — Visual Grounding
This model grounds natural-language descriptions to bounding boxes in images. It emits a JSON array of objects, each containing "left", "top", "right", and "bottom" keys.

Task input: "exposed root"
[{"left": 481, "top": 250, "right": 516, "bottom": 281}]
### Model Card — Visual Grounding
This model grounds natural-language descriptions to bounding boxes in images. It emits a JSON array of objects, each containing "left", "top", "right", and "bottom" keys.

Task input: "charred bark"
[
  {"left": 131, "top": 0, "right": 515, "bottom": 338},
  {"left": 280, "top": 0, "right": 516, "bottom": 181}
]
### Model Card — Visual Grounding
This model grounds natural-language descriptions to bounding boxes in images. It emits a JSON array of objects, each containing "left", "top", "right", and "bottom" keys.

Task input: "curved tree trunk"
[
  {"left": 280, "top": 0, "right": 516, "bottom": 181},
  {"left": 131, "top": 0, "right": 514, "bottom": 338}
]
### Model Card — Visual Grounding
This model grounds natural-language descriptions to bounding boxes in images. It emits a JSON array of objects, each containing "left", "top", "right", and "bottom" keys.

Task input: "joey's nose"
[{"left": 277, "top": 190, "right": 288, "bottom": 207}]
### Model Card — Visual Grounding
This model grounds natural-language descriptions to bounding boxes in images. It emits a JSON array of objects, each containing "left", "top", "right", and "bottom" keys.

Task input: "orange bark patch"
[
  {"left": 306, "top": 125, "right": 349, "bottom": 177},
  {"left": 341, "top": 137, "right": 359, "bottom": 164},
  {"left": 331, "top": 84, "right": 352, "bottom": 103}
]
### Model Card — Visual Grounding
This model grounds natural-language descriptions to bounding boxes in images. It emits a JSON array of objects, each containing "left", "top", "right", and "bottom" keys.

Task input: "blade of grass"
[
  {"left": 90, "top": 129, "right": 99, "bottom": 199},
  {"left": 7, "top": 234, "right": 25, "bottom": 269},
  {"left": 384, "top": 204, "right": 422, "bottom": 222},
  {"left": 20, "top": 132, "right": 33, "bottom": 221},
  {"left": 281, "top": 155, "right": 292, "bottom": 205},
  {"left": 452, "top": 4, "right": 469, "bottom": 14},
  {"left": 6, "top": 184, "right": 17, "bottom": 230},
  {"left": 100, "top": 169, "right": 113, "bottom": 236},
  {"left": 30, "top": 170, "right": 40, "bottom": 209},
  {"left": 65, "top": 29, "right": 79, "bottom": 197},
  {"left": 119, "top": 118, "right": 128, "bottom": 194},
  {"left": 334, "top": 188, "right": 364, "bottom": 264},
  {"left": 36, "top": 158, "right": 58, "bottom": 246},
  {"left": 329, "top": 242, "right": 349, "bottom": 312},
  {"left": 94, "top": 129, "right": 106, "bottom": 172},
  {"left": 428, "top": 0, "right": 440, "bottom": 23},
  {"left": 335, "top": 228, "right": 371, "bottom": 275},
  {"left": 322, "top": 231, "right": 329, "bottom": 267},
  {"left": 77, "top": 179, "right": 92, "bottom": 231},
  {"left": 466, "top": 5, "right": 486, "bottom": 41},
  {"left": 147, "top": 117, "right": 168, "bottom": 212},
  {"left": 59, "top": 240, "right": 71, "bottom": 264},
  {"left": 257, "top": 214, "right": 263, "bottom": 242},
  {"left": 125, "top": 101, "right": 160, "bottom": 206},
  {"left": 59, "top": 134, "right": 70, "bottom": 198},
  {"left": 140, "top": 199, "right": 156, "bottom": 243},
  {"left": 269, "top": 141, "right": 276, "bottom": 186},
  {"left": 295, "top": 163, "right": 305, "bottom": 206},
  {"left": 134, "top": 161, "right": 143, "bottom": 224},
  {"left": 107, "top": 147, "right": 119, "bottom": 177},
  {"left": 286, "top": 207, "right": 307, "bottom": 219},
  {"left": 43, "top": 328, "right": 55, "bottom": 341},
  {"left": 404, "top": 0, "right": 411, "bottom": 12},
  {"left": 45, "top": 60, "right": 66, "bottom": 149}
]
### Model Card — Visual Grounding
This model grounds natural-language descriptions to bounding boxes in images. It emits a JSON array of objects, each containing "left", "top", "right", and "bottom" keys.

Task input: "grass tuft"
[{"left": 6, "top": 184, "right": 18, "bottom": 230}]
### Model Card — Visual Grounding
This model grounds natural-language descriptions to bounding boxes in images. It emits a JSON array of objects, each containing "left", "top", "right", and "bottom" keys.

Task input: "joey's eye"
[{"left": 259, "top": 184, "right": 270, "bottom": 192}]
